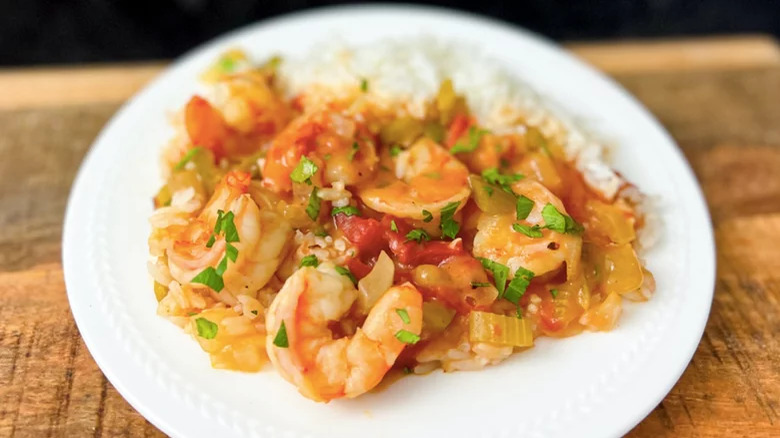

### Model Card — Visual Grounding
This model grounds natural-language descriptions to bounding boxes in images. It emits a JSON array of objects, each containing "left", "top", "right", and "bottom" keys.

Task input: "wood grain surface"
[{"left": 1, "top": 36, "right": 779, "bottom": 437}]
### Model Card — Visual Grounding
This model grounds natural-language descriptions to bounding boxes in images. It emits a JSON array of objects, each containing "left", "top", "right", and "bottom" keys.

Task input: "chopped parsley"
[
  {"left": 512, "top": 223, "right": 543, "bottom": 238},
  {"left": 541, "top": 203, "right": 583, "bottom": 234},
  {"left": 515, "top": 195, "right": 534, "bottom": 220},
  {"left": 224, "top": 242, "right": 238, "bottom": 262},
  {"left": 405, "top": 228, "right": 430, "bottom": 243},
  {"left": 306, "top": 187, "right": 321, "bottom": 220},
  {"left": 481, "top": 168, "right": 523, "bottom": 193},
  {"left": 470, "top": 281, "right": 492, "bottom": 288},
  {"left": 394, "top": 329, "right": 420, "bottom": 344},
  {"left": 219, "top": 57, "right": 236, "bottom": 73},
  {"left": 390, "top": 145, "right": 402, "bottom": 157},
  {"left": 174, "top": 147, "right": 202, "bottom": 171},
  {"left": 273, "top": 321, "right": 289, "bottom": 348},
  {"left": 214, "top": 210, "right": 239, "bottom": 243},
  {"left": 439, "top": 201, "right": 460, "bottom": 239},
  {"left": 390, "top": 220, "right": 398, "bottom": 232},
  {"left": 349, "top": 142, "right": 359, "bottom": 161},
  {"left": 313, "top": 228, "right": 329, "bottom": 237},
  {"left": 360, "top": 78, "right": 369, "bottom": 92},
  {"left": 300, "top": 254, "right": 319, "bottom": 268},
  {"left": 550, "top": 288, "right": 559, "bottom": 299},
  {"left": 395, "top": 308, "right": 411, "bottom": 324},
  {"left": 478, "top": 258, "right": 510, "bottom": 298},
  {"left": 423, "top": 172, "right": 441, "bottom": 179},
  {"left": 205, "top": 235, "right": 216, "bottom": 248},
  {"left": 504, "top": 267, "right": 535, "bottom": 305},
  {"left": 195, "top": 317, "right": 218, "bottom": 339},
  {"left": 331, "top": 205, "right": 361, "bottom": 217},
  {"left": 483, "top": 185, "right": 494, "bottom": 196},
  {"left": 290, "top": 156, "right": 318, "bottom": 185},
  {"left": 450, "top": 126, "right": 490, "bottom": 154},
  {"left": 251, "top": 310, "right": 258, "bottom": 315},
  {"left": 191, "top": 266, "right": 224, "bottom": 292},
  {"left": 422, "top": 209, "right": 433, "bottom": 223},
  {"left": 402, "top": 366, "right": 413, "bottom": 375},
  {"left": 334, "top": 265, "right": 358, "bottom": 286},
  {"left": 516, "top": 307, "right": 524, "bottom": 319}
]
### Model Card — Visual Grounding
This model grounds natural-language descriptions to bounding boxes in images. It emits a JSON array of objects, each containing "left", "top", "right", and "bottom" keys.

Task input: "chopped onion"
[
  {"left": 468, "top": 311, "right": 534, "bottom": 347},
  {"left": 357, "top": 251, "right": 394, "bottom": 313},
  {"left": 422, "top": 301, "right": 456, "bottom": 333}
]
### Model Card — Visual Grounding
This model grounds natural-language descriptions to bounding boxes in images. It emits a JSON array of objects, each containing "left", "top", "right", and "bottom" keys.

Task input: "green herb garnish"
[
  {"left": 470, "top": 281, "right": 492, "bottom": 288},
  {"left": 195, "top": 317, "right": 218, "bottom": 339},
  {"left": 273, "top": 321, "right": 289, "bottom": 348},
  {"left": 331, "top": 205, "right": 361, "bottom": 217},
  {"left": 390, "top": 220, "right": 398, "bottom": 232},
  {"left": 512, "top": 223, "right": 543, "bottom": 238},
  {"left": 478, "top": 258, "right": 510, "bottom": 298},
  {"left": 405, "top": 228, "right": 430, "bottom": 243},
  {"left": 225, "top": 242, "right": 238, "bottom": 262},
  {"left": 306, "top": 187, "right": 321, "bottom": 220},
  {"left": 422, "top": 210, "right": 433, "bottom": 223},
  {"left": 550, "top": 288, "right": 559, "bottom": 299},
  {"left": 300, "top": 254, "right": 319, "bottom": 268},
  {"left": 390, "top": 145, "right": 402, "bottom": 157},
  {"left": 334, "top": 265, "right": 358, "bottom": 286},
  {"left": 174, "top": 147, "right": 202, "bottom": 171},
  {"left": 290, "top": 156, "right": 318, "bottom": 185},
  {"left": 482, "top": 168, "right": 523, "bottom": 193},
  {"left": 395, "top": 329, "right": 420, "bottom": 344},
  {"left": 541, "top": 203, "right": 583, "bottom": 234},
  {"left": 360, "top": 78, "right": 369, "bottom": 92},
  {"left": 440, "top": 201, "right": 461, "bottom": 239},
  {"left": 349, "top": 142, "right": 359, "bottom": 161},
  {"left": 191, "top": 267, "right": 224, "bottom": 292},
  {"left": 395, "top": 308, "right": 411, "bottom": 324},
  {"left": 504, "top": 267, "right": 535, "bottom": 305},
  {"left": 450, "top": 126, "right": 489, "bottom": 154},
  {"left": 515, "top": 195, "right": 534, "bottom": 220}
]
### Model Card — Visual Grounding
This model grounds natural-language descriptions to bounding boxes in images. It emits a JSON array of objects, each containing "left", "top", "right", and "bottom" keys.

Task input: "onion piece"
[
  {"left": 357, "top": 251, "right": 394, "bottom": 313},
  {"left": 468, "top": 311, "right": 534, "bottom": 347},
  {"left": 422, "top": 301, "right": 456, "bottom": 333}
]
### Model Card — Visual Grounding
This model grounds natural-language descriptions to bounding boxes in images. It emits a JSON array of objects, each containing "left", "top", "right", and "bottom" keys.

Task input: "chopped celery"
[{"left": 468, "top": 311, "right": 534, "bottom": 347}]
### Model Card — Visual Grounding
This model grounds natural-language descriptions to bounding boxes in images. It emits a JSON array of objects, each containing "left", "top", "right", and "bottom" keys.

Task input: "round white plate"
[{"left": 63, "top": 5, "right": 715, "bottom": 438}]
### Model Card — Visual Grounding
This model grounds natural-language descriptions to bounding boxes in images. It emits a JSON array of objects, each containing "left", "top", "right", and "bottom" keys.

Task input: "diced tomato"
[
  {"left": 334, "top": 214, "right": 386, "bottom": 256},
  {"left": 538, "top": 295, "right": 565, "bottom": 332},
  {"left": 347, "top": 257, "right": 373, "bottom": 280},
  {"left": 445, "top": 113, "right": 472, "bottom": 148},
  {"left": 185, "top": 96, "right": 230, "bottom": 161}
]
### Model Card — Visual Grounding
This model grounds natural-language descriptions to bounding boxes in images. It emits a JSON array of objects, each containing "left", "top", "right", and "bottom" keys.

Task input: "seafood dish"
[{"left": 148, "top": 40, "right": 657, "bottom": 402}]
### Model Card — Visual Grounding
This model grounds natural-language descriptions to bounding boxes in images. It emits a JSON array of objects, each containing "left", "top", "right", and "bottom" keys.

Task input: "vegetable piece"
[
  {"left": 585, "top": 200, "right": 636, "bottom": 244},
  {"left": 389, "top": 144, "right": 403, "bottom": 157},
  {"left": 349, "top": 142, "right": 359, "bottom": 161},
  {"left": 300, "top": 255, "right": 319, "bottom": 268},
  {"left": 515, "top": 195, "right": 534, "bottom": 220},
  {"left": 477, "top": 258, "right": 510, "bottom": 298},
  {"left": 357, "top": 251, "right": 394, "bottom": 313},
  {"left": 406, "top": 228, "right": 430, "bottom": 243},
  {"left": 603, "top": 244, "right": 644, "bottom": 295},
  {"left": 390, "top": 220, "right": 398, "bottom": 232},
  {"left": 273, "top": 321, "right": 289, "bottom": 347},
  {"left": 512, "top": 223, "right": 543, "bottom": 238},
  {"left": 379, "top": 118, "right": 423, "bottom": 146},
  {"left": 195, "top": 317, "right": 219, "bottom": 339},
  {"left": 423, "top": 122, "right": 445, "bottom": 143},
  {"left": 395, "top": 329, "right": 421, "bottom": 344},
  {"left": 468, "top": 311, "right": 534, "bottom": 347},
  {"left": 550, "top": 288, "right": 559, "bottom": 298},
  {"left": 334, "top": 265, "right": 358, "bottom": 286},
  {"left": 422, "top": 209, "right": 433, "bottom": 223},
  {"left": 306, "top": 187, "right": 321, "bottom": 220},
  {"left": 153, "top": 184, "right": 172, "bottom": 209},
  {"left": 469, "top": 175, "right": 515, "bottom": 214},
  {"left": 153, "top": 281, "right": 168, "bottom": 302},
  {"left": 396, "top": 308, "right": 411, "bottom": 324},
  {"left": 290, "top": 156, "right": 318, "bottom": 185},
  {"left": 331, "top": 205, "right": 361, "bottom": 217},
  {"left": 422, "top": 301, "right": 456, "bottom": 332},
  {"left": 439, "top": 201, "right": 461, "bottom": 239},
  {"left": 360, "top": 78, "right": 368, "bottom": 92}
]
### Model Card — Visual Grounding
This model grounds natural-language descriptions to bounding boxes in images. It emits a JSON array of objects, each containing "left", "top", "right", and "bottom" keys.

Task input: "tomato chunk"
[{"left": 445, "top": 113, "right": 472, "bottom": 148}]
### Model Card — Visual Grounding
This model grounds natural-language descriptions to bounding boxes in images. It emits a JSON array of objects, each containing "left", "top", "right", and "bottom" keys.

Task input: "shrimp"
[
  {"left": 262, "top": 110, "right": 379, "bottom": 192},
  {"left": 167, "top": 170, "right": 293, "bottom": 301},
  {"left": 359, "top": 137, "right": 471, "bottom": 220},
  {"left": 211, "top": 71, "right": 291, "bottom": 137},
  {"left": 473, "top": 178, "right": 582, "bottom": 278},
  {"left": 266, "top": 264, "right": 423, "bottom": 402}
]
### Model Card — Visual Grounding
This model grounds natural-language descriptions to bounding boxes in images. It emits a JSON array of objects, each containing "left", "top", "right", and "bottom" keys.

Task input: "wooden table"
[{"left": 1, "top": 36, "right": 779, "bottom": 437}]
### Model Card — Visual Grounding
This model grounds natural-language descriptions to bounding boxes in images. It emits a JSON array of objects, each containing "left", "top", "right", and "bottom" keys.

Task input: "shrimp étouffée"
[{"left": 266, "top": 264, "right": 423, "bottom": 402}]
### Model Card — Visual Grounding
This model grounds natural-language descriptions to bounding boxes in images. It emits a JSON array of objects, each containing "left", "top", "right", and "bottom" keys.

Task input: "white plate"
[{"left": 63, "top": 5, "right": 715, "bottom": 438}]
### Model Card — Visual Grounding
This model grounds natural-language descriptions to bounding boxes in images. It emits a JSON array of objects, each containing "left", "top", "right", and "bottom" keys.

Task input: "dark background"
[{"left": 3, "top": 0, "right": 779, "bottom": 66}]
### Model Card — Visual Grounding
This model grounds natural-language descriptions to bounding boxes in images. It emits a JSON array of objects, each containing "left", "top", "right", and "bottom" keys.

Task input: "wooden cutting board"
[{"left": 1, "top": 35, "right": 779, "bottom": 437}]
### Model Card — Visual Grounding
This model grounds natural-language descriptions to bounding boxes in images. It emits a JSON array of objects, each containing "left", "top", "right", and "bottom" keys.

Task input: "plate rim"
[{"left": 62, "top": 4, "right": 716, "bottom": 438}]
